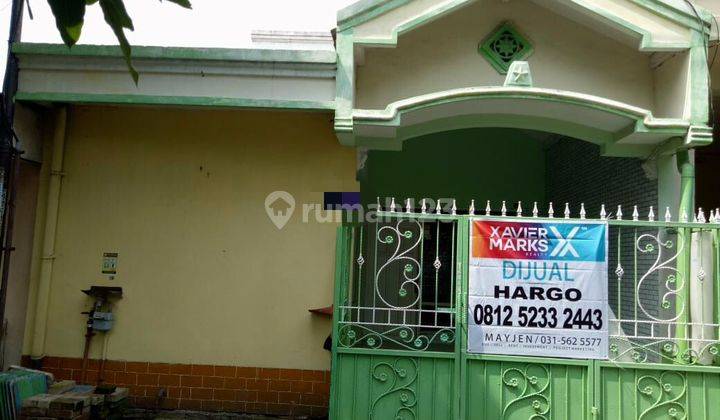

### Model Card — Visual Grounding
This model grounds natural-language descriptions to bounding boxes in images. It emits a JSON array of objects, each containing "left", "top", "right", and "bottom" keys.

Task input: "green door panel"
[
  {"left": 466, "top": 358, "right": 591, "bottom": 420},
  {"left": 334, "top": 353, "right": 455, "bottom": 419},
  {"left": 599, "top": 365, "right": 720, "bottom": 420}
]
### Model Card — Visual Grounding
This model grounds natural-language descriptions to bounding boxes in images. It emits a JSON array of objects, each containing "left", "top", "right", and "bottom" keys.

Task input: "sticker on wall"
[{"left": 102, "top": 252, "right": 118, "bottom": 278}]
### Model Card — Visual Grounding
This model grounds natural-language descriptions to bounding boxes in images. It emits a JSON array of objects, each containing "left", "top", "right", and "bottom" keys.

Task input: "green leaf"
[
  {"left": 99, "top": 0, "right": 134, "bottom": 30},
  {"left": 99, "top": 0, "right": 138, "bottom": 83},
  {"left": 47, "top": 0, "right": 87, "bottom": 46},
  {"left": 162, "top": 0, "right": 192, "bottom": 9}
]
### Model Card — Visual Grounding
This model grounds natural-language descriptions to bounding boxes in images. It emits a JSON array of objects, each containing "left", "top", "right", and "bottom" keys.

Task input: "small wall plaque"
[{"left": 102, "top": 252, "right": 118, "bottom": 276}]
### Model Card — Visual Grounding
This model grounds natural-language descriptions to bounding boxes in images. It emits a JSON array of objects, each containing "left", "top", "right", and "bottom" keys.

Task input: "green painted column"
[{"left": 675, "top": 150, "right": 694, "bottom": 362}]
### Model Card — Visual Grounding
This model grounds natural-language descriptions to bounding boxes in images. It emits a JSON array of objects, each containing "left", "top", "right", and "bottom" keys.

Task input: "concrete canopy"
[{"left": 334, "top": 0, "right": 714, "bottom": 157}]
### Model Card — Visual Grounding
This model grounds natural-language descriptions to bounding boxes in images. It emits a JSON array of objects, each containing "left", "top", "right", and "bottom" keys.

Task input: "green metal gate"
[{"left": 329, "top": 202, "right": 720, "bottom": 419}]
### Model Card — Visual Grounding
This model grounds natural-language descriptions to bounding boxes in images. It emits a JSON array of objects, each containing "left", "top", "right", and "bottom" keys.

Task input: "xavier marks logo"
[
  {"left": 548, "top": 226, "right": 579, "bottom": 258},
  {"left": 265, "top": 191, "right": 295, "bottom": 230},
  {"left": 482, "top": 222, "right": 589, "bottom": 261}
]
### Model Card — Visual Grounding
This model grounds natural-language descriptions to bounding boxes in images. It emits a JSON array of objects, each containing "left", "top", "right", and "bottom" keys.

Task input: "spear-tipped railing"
[{"left": 335, "top": 198, "right": 720, "bottom": 364}]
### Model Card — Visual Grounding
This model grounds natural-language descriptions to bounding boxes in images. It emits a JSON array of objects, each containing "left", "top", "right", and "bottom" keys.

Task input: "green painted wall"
[{"left": 360, "top": 128, "right": 547, "bottom": 210}]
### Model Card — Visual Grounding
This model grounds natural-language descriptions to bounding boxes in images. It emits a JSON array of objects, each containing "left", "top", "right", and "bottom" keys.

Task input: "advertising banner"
[{"left": 467, "top": 218, "right": 609, "bottom": 359}]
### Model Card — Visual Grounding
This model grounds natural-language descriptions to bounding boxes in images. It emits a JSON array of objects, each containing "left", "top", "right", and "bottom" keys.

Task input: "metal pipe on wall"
[
  {"left": 675, "top": 149, "right": 695, "bottom": 360},
  {"left": 30, "top": 106, "right": 66, "bottom": 359}
]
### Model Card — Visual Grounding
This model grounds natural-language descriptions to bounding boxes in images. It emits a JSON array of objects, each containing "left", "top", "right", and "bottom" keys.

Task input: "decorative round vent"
[{"left": 479, "top": 22, "right": 533, "bottom": 74}]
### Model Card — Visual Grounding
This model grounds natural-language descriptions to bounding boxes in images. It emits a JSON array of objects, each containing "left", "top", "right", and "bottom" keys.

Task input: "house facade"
[{"left": 3, "top": 0, "right": 720, "bottom": 418}]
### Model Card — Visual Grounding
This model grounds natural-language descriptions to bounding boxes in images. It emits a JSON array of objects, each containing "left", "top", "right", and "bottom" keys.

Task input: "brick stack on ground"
[{"left": 20, "top": 384, "right": 128, "bottom": 420}]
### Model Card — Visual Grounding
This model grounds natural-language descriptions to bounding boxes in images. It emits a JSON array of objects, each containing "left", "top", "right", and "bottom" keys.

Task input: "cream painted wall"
[
  {"left": 653, "top": 51, "right": 690, "bottom": 119},
  {"left": 355, "top": 0, "right": 657, "bottom": 114},
  {"left": 23, "top": 106, "right": 357, "bottom": 370},
  {"left": 692, "top": 0, "right": 720, "bottom": 18}
]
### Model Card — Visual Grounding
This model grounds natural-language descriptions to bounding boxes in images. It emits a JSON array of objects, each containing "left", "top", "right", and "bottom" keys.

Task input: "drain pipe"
[
  {"left": 30, "top": 106, "right": 67, "bottom": 359},
  {"left": 674, "top": 149, "right": 694, "bottom": 362}
]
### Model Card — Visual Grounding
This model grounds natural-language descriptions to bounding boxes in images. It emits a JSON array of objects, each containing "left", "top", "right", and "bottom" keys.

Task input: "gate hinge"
[{"left": 591, "top": 406, "right": 599, "bottom": 417}]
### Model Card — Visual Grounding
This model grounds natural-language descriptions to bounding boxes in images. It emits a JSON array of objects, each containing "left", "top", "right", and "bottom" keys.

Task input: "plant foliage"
[{"left": 47, "top": 0, "right": 192, "bottom": 83}]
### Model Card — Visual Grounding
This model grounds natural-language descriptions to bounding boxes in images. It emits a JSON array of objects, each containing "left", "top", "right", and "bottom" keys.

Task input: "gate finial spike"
[
  {"left": 390, "top": 197, "right": 396, "bottom": 212},
  {"left": 469, "top": 199, "right": 476, "bottom": 215},
  {"left": 648, "top": 206, "right": 655, "bottom": 222},
  {"left": 564, "top": 203, "right": 570, "bottom": 219},
  {"left": 698, "top": 208, "right": 706, "bottom": 223},
  {"left": 665, "top": 207, "right": 672, "bottom": 222},
  {"left": 516, "top": 201, "right": 523, "bottom": 217},
  {"left": 435, "top": 199, "right": 442, "bottom": 215},
  {"left": 501, "top": 201, "right": 507, "bottom": 217},
  {"left": 580, "top": 203, "right": 586, "bottom": 220},
  {"left": 532, "top": 202, "right": 539, "bottom": 218},
  {"left": 451, "top": 199, "right": 457, "bottom": 215},
  {"left": 681, "top": 209, "right": 688, "bottom": 222},
  {"left": 421, "top": 199, "right": 427, "bottom": 214},
  {"left": 548, "top": 202, "right": 554, "bottom": 219},
  {"left": 485, "top": 200, "right": 491, "bottom": 216},
  {"left": 377, "top": 197, "right": 381, "bottom": 211},
  {"left": 405, "top": 198, "right": 412, "bottom": 214},
  {"left": 709, "top": 209, "right": 715, "bottom": 223},
  {"left": 600, "top": 204, "right": 607, "bottom": 220},
  {"left": 632, "top": 205, "right": 639, "bottom": 221},
  {"left": 616, "top": 205, "right": 623, "bottom": 220}
]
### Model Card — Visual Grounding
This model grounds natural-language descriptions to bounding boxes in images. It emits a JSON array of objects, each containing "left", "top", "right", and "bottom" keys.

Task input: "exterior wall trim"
[
  {"left": 338, "top": 0, "right": 710, "bottom": 38},
  {"left": 14, "top": 92, "right": 335, "bottom": 111},
  {"left": 11, "top": 43, "right": 337, "bottom": 64},
  {"left": 14, "top": 43, "right": 338, "bottom": 112},
  {"left": 342, "top": 87, "right": 711, "bottom": 157}
]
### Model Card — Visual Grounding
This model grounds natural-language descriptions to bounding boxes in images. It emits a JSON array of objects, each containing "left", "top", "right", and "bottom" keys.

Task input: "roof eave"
[{"left": 11, "top": 42, "right": 337, "bottom": 65}]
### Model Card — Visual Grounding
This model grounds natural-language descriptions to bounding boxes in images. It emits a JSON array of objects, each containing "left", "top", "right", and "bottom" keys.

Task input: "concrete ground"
[{"left": 124, "top": 409, "right": 313, "bottom": 420}]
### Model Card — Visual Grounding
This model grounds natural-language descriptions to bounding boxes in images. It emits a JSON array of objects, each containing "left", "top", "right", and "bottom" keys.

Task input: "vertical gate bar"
[
  {"left": 431, "top": 358, "right": 437, "bottom": 418},
  {"left": 548, "top": 367, "right": 554, "bottom": 418},
  {"left": 419, "top": 219, "right": 425, "bottom": 322},
  {"left": 634, "top": 369, "right": 638, "bottom": 419},
  {"left": 372, "top": 221, "right": 379, "bottom": 323},
  {"left": 451, "top": 222, "right": 457, "bottom": 324},
  {"left": 345, "top": 226, "right": 356, "bottom": 324},
  {"left": 700, "top": 230, "right": 705, "bottom": 343},
  {"left": 456, "top": 216, "right": 469, "bottom": 420},
  {"left": 703, "top": 373, "right": 708, "bottom": 420},
  {"left": 435, "top": 221, "right": 441, "bottom": 326},
  {"left": 592, "top": 361, "right": 600, "bottom": 420},
  {"left": 676, "top": 226, "right": 691, "bottom": 362},
  {"left": 582, "top": 364, "right": 587, "bottom": 419},
  {"left": 617, "top": 363, "right": 622, "bottom": 420},
  {"left": 367, "top": 354, "right": 373, "bottom": 417},
  {"left": 351, "top": 350, "right": 357, "bottom": 418},
  {"left": 633, "top": 227, "right": 638, "bottom": 338},
  {"left": 565, "top": 373, "right": 570, "bottom": 419},
  {"left": 357, "top": 225, "right": 364, "bottom": 322},
  {"left": 330, "top": 226, "right": 350, "bottom": 420},
  {"left": 617, "top": 227, "right": 622, "bottom": 322},
  {"left": 715, "top": 227, "right": 720, "bottom": 342}
]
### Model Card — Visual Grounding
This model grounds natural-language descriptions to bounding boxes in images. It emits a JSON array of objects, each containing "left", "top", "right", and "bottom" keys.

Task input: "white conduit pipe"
[{"left": 30, "top": 106, "right": 67, "bottom": 358}]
